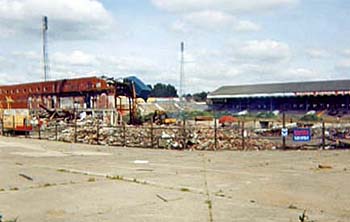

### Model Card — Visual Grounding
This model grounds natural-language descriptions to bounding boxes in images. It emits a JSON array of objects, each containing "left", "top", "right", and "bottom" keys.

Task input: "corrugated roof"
[{"left": 208, "top": 79, "right": 350, "bottom": 98}]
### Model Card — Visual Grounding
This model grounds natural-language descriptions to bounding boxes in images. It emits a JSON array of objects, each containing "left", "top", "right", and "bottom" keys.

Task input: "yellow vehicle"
[
  {"left": 152, "top": 110, "right": 177, "bottom": 125},
  {"left": 1, "top": 109, "right": 32, "bottom": 134}
]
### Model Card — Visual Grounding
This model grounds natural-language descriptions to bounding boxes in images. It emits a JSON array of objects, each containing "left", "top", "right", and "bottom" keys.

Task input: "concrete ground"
[{"left": 0, "top": 136, "right": 349, "bottom": 222}]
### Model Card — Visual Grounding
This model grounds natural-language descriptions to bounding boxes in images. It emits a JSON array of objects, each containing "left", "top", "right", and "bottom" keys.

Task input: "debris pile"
[{"left": 37, "top": 118, "right": 279, "bottom": 150}]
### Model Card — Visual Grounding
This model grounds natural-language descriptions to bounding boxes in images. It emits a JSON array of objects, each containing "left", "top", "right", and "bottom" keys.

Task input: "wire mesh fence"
[{"left": 2, "top": 118, "right": 350, "bottom": 150}]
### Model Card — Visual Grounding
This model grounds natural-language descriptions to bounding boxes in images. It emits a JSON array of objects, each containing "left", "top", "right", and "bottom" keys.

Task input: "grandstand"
[{"left": 208, "top": 79, "right": 350, "bottom": 115}]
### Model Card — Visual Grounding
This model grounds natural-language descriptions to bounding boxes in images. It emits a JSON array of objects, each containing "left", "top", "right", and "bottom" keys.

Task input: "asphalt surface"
[{"left": 0, "top": 136, "right": 349, "bottom": 222}]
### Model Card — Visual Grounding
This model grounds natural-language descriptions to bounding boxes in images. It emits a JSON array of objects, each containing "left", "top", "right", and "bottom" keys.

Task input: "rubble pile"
[{"left": 38, "top": 118, "right": 279, "bottom": 150}]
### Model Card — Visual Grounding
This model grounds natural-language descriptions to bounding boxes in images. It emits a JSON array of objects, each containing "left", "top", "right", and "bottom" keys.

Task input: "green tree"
[
  {"left": 192, "top": 91, "right": 208, "bottom": 102},
  {"left": 149, "top": 83, "right": 178, "bottom": 97}
]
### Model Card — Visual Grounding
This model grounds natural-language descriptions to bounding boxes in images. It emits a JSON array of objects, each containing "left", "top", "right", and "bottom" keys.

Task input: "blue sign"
[{"left": 293, "top": 128, "right": 311, "bottom": 142}]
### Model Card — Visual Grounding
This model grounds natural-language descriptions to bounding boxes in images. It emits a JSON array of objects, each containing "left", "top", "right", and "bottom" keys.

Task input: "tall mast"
[
  {"left": 42, "top": 16, "right": 49, "bottom": 81},
  {"left": 179, "top": 42, "right": 185, "bottom": 104}
]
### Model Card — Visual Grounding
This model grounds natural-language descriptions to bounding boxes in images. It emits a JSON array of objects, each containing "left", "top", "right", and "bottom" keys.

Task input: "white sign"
[{"left": 281, "top": 128, "right": 288, "bottom": 137}]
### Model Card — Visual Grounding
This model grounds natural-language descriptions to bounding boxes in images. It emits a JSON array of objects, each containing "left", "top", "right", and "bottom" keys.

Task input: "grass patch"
[
  {"left": 9, "top": 187, "right": 19, "bottom": 191},
  {"left": 57, "top": 169, "right": 68, "bottom": 173},
  {"left": 106, "top": 175, "right": 123, "bottom": 180},
  {"left": 4, "top": 218, "right": 18, "bottom": 222},
  {"left": 205, "top": 200, "right": 212, "bottom": 209},
  {"left": 88, "top": 178, "right": 96, "bottom": 182},
  {"left": 0, "top": 188, "right": 5, "bottom": 192},
  {"left": 215, "top": 193, "right": 225, "bottom": 197},
  {"left": 180, "top": 187, "right": 190, "bottom": 192},
  {"left": 43, "top": 183, "right": 56, "bottom": 187},
  {"left": 288, "top": 204, "right": 298, "bottom": 209}
]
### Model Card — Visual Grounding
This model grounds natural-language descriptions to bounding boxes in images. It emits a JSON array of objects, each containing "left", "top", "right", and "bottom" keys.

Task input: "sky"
[{"left": 0, "top": 0, "right": 350, "bottom": 93}]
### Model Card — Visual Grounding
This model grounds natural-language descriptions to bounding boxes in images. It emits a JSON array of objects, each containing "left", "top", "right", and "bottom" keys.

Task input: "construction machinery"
[
  {"left": 152, "top": 110, "right": 177, "bottom": 125},
  {"left": 1, "top": 109, "right": 32, "bottom": 135}
]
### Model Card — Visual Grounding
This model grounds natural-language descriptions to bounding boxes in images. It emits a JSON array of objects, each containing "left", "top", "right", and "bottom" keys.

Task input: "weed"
[
  {"left": 288, "top": 204, "right": 298, "bottom": 209},
  {"left": 205, "top": 200, "right": 212, "bottom": 209},
  {"left": 107, "top": 175, "right": 123, "bottom": 180},
  {"left": 57, "top": 169, "right": 68, "bottom": 173},
  {"left": 88, "top": 178, "right": 96, "bottom": 182},
  {"left": 43, "top": 183, "right": 56, "bottom": 187},
  {"left": 4, "top": 217, "right": 18, "bottom": 222}
]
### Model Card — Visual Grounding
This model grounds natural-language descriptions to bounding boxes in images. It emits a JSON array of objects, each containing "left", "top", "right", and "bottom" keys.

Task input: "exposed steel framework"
[{"left": 0, "top": 76, "right": 136, "bottom": 118}]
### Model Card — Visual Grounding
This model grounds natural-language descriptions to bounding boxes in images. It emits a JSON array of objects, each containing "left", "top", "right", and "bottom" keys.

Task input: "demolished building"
[{"left": 0, "top": 76, "right": 151, "bottom": 126}]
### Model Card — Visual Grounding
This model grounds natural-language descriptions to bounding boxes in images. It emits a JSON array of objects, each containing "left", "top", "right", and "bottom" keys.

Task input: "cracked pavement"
[{"left": 0, "top": 136, "right": 350, "bottom": 221}]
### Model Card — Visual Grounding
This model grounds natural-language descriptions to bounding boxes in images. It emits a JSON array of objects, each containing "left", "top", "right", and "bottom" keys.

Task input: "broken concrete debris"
[{"left": 34, "top": 117, "right": 278, "bottom": 150}]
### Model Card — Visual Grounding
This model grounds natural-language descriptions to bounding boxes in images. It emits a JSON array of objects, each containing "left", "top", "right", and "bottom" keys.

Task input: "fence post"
[
  {"left": 123, "top": 123, "right": 126, "bottom": 147},
  {"left": 1, "top": 118, "right": 4, "bottom": 136},
  {"left": 150, "top": 120, "right": 154, "bottom": 148},
  {"left": 322, "top": 121, "right": 325, "bottom": 149},
  {"left": 241, "top": 120, "right": 245, "bottom": 150},
  {"left": 55, "top": 122, "right": 58, "bottom": 141},
  {"left": 183, "top": 119, "right": 187, "bottom": 149},
  {"left": 12, "top": 115, "right": 15, "bottom": 136},
  {"left": 214, "top": 118, "right": 218, "bottom": 150},
  {"left": 282, "top": 112, "right": 286, "bottom": 149},
  {"left": 74, "top": 117, "right": 77, "bottom": 143},
  {"left": 96, "top": 119, "right": 100, "bottom": 145},
  {"left": 38, "top": 125, "right": 41, "bottom": 140}
]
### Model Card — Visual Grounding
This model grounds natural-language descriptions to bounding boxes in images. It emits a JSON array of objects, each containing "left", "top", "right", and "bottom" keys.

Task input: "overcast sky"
[{"left": 0, "top": 0, "right": 349, "bottom": 93}]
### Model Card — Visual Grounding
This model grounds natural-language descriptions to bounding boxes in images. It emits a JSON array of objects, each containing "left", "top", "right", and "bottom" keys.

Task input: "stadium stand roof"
[{"left": 208, "top": 79, "right": 350, "bottom": 99}]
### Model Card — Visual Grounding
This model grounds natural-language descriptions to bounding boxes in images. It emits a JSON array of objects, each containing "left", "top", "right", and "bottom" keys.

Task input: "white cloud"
[
  {"left": 286, "top": 68, "right": 319, "bottom": 78},
  {"left": 53, "top": 51, "right": 97, "bottom": 66},
  {"left": 235, "top": 40, "right": 291, "bottom": 62},
  {"left": 0, "top": 0, "right": 114, "bottom": 40},
  {"left": 234, "top": 20, "right": 261, "bottom": 32},
  {"left": 151, "top": 0, "right": 298, "bottom": 13},
  {"left": 341, "top": 49, "right": 350, "bottom": 57},
  {"left": 12, "top": 51, "right": 41, "bottom": 60},
  {"left": 336, "top": 59, "right": 350, "bottom": 69},
  {"left": 183, "top": 11, "right": 235, "bottom": 29},
  {"left": 0, "top": 49, "right": 164, "bottom": 84},
  {"left": 172, "top": 10, "right": 260, "bottom": 33},
  {"left": 306, "top": 48, "right": 329, "bottom": 59}
]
